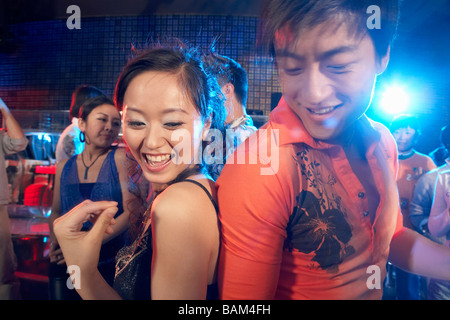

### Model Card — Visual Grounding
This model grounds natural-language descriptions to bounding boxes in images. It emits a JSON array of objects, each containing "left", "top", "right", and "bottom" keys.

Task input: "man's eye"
[
  {"left": 284, "top": 68, "right": 303, "bottom": 76},
  {"left": 327, "top": 65, "right": 350, "bottom": 74}
]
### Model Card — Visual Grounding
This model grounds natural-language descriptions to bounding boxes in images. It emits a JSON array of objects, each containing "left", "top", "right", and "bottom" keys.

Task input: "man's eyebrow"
[
  {"left": 274, "top": 50, "right": 305, "bottom": 60},
  {"left": 275, "top": 45, "right": 358, "bottom": 60},
  {"left": 318, "top": 45, "right": 358, "bottom": 60}
]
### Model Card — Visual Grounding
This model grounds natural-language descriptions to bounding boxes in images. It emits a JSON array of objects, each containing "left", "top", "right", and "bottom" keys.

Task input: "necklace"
[
  {"left": 398, "top": 149, "right": 415, "bottom": 160},
  {"left": 81, "top": 150, "right": 108, "bottom": 179}
]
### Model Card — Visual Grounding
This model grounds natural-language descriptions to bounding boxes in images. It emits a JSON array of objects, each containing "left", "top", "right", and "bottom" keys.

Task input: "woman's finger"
[
  {"left": 87, "top": 206, "right": 118, "bottom": 243},
  {"left": 54, "top": 200, "right": 118, "bottom": 235}
]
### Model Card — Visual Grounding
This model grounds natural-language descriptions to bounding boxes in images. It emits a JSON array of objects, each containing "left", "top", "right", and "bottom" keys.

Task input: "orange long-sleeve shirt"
[{"left": 216, "top": 98, "right": 404, "bottom": 300}]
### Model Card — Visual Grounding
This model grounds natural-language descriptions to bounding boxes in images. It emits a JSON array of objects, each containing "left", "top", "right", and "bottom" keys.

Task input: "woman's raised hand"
[{"left": 53, "top": 200, "right": 118, "bottom": 272}]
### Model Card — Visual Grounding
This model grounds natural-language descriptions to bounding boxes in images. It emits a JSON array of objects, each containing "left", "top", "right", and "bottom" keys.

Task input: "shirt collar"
[
  {"left": 269, "top": 96, "right": 381, "bottom": 150},
  {"left": 226, "top": 115, "right": 251, "bottom": 130}
]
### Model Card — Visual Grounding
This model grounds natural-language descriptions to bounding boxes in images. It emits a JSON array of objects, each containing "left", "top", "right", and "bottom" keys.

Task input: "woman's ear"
[{"left": 78, "top": 117, "right": 87, "bottom": 133}]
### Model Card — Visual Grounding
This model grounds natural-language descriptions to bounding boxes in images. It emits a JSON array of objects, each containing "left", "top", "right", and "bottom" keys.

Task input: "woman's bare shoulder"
[{"left": 152, "top": 177, "right": 216, "bottom": 222}]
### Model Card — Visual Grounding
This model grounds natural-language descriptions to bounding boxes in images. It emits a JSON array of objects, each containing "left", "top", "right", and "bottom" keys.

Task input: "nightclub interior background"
[{"left": 0, "top": 0, "right": 449, "bottom": 300}]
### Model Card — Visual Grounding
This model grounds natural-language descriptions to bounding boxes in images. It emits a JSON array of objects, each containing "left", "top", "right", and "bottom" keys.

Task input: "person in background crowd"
[
  {"left": 55, "top": 85, "right": 106, "bottom": 163},
  {"left": 410, "top": 124, "right": 450, "bottom": 240},
  {"left": 427, "top": 170, "right": 450, "bottom": 299},
  {"left": 203, "top": 52, "right": 257, "bottom": 164},
  {"left": 0, "top": 97, "right": 28, "bottom": 299},
  {"left": 426, "top": 125, "right": 450, "bottom": 300},
  {"left": 48, "top": 95, "right": 134, "bottom": 299},
  {"left": 53, "top": 43, "right": 226, "bottom": 300},
  {"left": 429, "top": 143, "right": 449, "bottom": 167},
  {"left": 390, "top": 114, "right": 436, "bottom": 299},
  {"left": 216, "top": 0, "right": 450, "bottom": 300}
]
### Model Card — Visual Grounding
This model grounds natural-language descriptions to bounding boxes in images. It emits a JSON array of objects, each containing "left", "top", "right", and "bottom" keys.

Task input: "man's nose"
[{"left": 300, "top": 67, "right": 333, "bottom": 106}]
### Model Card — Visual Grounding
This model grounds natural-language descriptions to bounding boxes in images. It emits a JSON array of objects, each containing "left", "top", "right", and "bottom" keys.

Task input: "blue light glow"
[{"left": 380, "top": 85, "right": 410, "bottom": 115}]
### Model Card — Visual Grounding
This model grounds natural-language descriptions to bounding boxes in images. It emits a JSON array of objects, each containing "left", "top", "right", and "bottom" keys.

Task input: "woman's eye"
[
  {"left": 164, "top": 122, "right": 183, "bottom": 128},
  {"left": 126, "top": 120, "right": 145, "bottom": 128}
]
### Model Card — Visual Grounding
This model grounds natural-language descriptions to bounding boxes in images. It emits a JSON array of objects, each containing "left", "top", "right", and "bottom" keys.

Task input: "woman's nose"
[{"left": 144, "top": 126, "right": 165, "bottom": 150}]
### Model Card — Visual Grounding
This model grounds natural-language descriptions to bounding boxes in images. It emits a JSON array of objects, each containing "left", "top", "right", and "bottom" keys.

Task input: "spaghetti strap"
[{"left": 182, "top": 179, "right": 219, "bottom": 213}]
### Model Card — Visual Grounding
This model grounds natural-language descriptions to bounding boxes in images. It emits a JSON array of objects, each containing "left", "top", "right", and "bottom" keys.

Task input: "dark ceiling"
[{"left": 0, "top": 0, "right": 265, "bottom": 22}]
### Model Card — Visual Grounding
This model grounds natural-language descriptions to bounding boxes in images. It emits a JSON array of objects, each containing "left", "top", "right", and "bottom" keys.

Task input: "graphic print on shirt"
[{"left": 285, "top": 146, "right": 355, "bottom": 274}]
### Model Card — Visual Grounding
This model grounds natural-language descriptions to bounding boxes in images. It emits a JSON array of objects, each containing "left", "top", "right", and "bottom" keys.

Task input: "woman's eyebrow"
[
  {"left": 124, "top": 106, "right": 189, "bottom": 115},
  {"left": 96, "top": 112, "right": 120, "bottom": 119},
  {"left": 161, "top": 107, "right": 189, "bottom": 115}
]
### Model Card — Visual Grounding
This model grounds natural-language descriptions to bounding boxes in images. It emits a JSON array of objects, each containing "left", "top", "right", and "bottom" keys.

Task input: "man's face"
[{"left": 274, "top": 20, "right": 389, "bottom": 143}]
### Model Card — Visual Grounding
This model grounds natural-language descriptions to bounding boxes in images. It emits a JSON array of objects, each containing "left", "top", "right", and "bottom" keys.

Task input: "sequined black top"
[{"left": 113, "top": 179, "right": 219, "bottom": 300}]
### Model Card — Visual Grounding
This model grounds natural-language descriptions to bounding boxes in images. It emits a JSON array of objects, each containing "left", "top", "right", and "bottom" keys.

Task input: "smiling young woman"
[
  {"left": 53, "top": 42, "right": 227, "bottom": 300},
  {"left": 48, "top": 95, "right": 135, "bottom": 300}
]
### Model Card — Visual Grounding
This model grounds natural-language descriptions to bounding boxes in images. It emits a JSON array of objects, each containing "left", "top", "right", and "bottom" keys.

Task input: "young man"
[
  {"left": 216, "top": 0, "right": 450, "bottom": 299},
  {"left": 203, "top": 53, "right": 257, "bottom": 159}
]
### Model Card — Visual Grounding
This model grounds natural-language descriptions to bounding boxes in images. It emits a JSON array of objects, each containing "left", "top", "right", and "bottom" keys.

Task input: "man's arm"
[{"left": 389, "top": 227, "right": 450, "bottom": 280}]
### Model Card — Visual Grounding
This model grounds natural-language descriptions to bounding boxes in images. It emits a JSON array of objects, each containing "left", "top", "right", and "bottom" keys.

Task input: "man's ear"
[
  {"left": 223, "top": 83, "right": 235, "bottom": 97},
  {"left": 202, "top": 116, "right": 212, "bottom": 140},
  {"left": 377, "top": 46, "right": 390, "bottom": 75}
]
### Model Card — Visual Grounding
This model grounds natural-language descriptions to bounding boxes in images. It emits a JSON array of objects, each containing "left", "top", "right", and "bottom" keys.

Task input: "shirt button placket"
[{"left": 358, "top": 192, "right": 370, "bottom": 219}]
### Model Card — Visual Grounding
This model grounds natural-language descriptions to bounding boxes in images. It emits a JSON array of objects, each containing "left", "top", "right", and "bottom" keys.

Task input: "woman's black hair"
[
  {"left": 115, "top": 41, "right": 226, "bottom": 133},
  {"left": 69, "top": 85, "right": 106, "bottom": 121},
  {"left": 78, "top": 95, "right": 115, "bottom": 121},
  {"left": 115, "top": 41, "right": 226, "bottom": 239}
]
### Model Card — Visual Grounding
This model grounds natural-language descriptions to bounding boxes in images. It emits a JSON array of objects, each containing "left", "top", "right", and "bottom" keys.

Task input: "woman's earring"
[{"left": 80, "top": 131, "right": 85, "bottom": 143}]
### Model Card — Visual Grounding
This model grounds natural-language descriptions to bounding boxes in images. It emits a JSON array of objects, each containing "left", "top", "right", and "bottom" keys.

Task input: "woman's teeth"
[{"left": 146, "top": 154, "right": 171, "bottom": 164}]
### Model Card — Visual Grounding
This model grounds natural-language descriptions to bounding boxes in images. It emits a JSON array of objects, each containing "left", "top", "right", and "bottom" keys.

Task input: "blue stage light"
[{"left": 380, "top": 85, "right": 410, "bottom": 115}]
